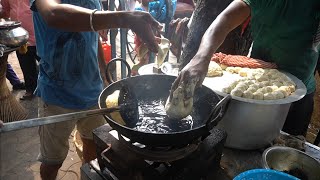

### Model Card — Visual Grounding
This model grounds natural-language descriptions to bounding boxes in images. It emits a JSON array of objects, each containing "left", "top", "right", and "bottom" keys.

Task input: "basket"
[{"left": 234, "top": 169, "right": 299, "bottom": 180}]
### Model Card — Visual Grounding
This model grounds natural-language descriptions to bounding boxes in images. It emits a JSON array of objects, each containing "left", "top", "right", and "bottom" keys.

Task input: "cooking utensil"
[
  {"left": 0, "top": 21, "right": 29, "bottom": 47},
  {"left": 0, "top": 85, "right": 138, "bottom": 133},
  {"left": 101, "top": 71, "right": 231, "bottom": 146},
  {"left": 262, "top": 146, "right": 320, "bottom": 180}
]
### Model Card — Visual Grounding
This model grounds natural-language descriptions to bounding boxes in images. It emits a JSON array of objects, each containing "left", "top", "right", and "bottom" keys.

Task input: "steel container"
[{"left": 0, "top": 21, "right": 29, "bottom": 47}]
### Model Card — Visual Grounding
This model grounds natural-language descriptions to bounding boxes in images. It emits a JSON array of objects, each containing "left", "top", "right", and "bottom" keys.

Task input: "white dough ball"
[
  {"left": 253, "top": 92, "right": 264, "bottom": 100},
  {"left": 243, "top": 90, "right": 254, "bottom": 99},
  {"left": 222, "top": 87, "right": 232, "bottom": 94},
  {"left": 246, "top": 87, "right": 257, "bottom": 93},
  {"left": 231, "top": 89, "right": 243, "bottom": 97},
  {"left": 272, "top": 91, "right": 285, "bottom": 99},
  {"left": 264, "top": 93, "right": 275, "bottom": 100}
]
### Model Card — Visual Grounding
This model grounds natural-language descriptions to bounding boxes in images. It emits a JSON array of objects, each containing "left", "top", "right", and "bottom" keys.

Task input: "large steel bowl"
[{"left": 262, "top": 146, "right": 320, "bottom": 180}]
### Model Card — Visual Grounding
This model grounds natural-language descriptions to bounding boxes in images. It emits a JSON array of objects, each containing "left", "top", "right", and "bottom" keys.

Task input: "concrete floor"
[{"left": 0, "top": 53, "right": 82, "bottom": 180}]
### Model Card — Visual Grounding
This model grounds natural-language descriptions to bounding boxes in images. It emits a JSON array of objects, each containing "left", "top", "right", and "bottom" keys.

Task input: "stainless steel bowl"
[{"left": 262, "top": 146, "right": 320, "bottom": 180}]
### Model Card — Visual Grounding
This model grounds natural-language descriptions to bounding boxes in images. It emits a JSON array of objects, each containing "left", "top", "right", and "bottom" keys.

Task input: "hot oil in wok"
[{"left": 133, "top": 100, "right": 194, "bottom": 133}]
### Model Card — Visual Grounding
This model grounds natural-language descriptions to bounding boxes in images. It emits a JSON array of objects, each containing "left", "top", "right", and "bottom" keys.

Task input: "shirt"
[
  {"left": 30, "top": 0, "right": 103, "bottom": 109},
  {"left": 243, "top": 0, "right": 320, "bottom": 94},
  {"left": 1, "top": 0, "right": 36, "bottom": 46}
]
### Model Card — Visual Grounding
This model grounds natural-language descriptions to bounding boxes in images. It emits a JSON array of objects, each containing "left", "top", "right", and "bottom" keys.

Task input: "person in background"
[
  {"left": 30, "top": 0, "right": 161, "bottom": 179},
  {"left": 1, "top": 0, "right": 39, "bottom": 100},
  {"left": 171, "top": 0, "right": 320, "bottom": 137},
  {"left": 6, "top": 63, "right": 25, "bottom": 90}
]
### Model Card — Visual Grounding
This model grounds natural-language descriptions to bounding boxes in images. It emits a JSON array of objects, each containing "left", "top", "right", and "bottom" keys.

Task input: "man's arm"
[
  {"left": 35, "top": 0, "right": 161, "bottom": 52},
  {"left": 193, "top": 0, "right": 250, "bottom": 64},
  {"left": 171, "top": 0, "right": 251, "bottom": 90}
]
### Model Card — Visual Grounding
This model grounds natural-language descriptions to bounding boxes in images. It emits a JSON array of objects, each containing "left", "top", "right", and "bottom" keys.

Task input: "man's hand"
[
  {"left": 170, "top": 56, "right": 210, "bottom": 99},
  {"left": 127, "top": 11, "right": 162, "bottom": 53}
]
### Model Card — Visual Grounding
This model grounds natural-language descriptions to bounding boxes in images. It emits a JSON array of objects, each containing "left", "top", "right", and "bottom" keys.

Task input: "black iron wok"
[{"left": 100, "top": 59, "right": 230, "bottom": 147}]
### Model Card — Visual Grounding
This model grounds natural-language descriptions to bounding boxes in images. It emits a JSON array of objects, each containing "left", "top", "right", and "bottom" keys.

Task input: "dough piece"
[
  {"left": 264, "top": 86, "right": 273, "bottom": 93},
  {"left": 165, "top": 78, "right": 197, "bottom": 119},
  {"left": 235, "top": 85, "right": 247, "bottom": 92},
  {"left": 271, "top": 81, "right": 283, "bottom": 87},
  {"left": 253, "top": 92, "right": 264, "bottom": 100},
  {"left": 256, "top": 88, "right": 267, "bottom": 94},
  {"left": 222, "top": 87, "right": 232, "bottom": 94},
  {"left": 261, "top": 81, "right": 271, "bottom": 86},
  {"left": 264, "top": 93, "right": 275, "bottom": 100},
  {"left": 278, "top": 86, "right": 291, "bottom": 97},
  {"left": 239, "top": 68, "right": 250, "bottom": 77},
  {"left": 246, "top": 87, "right": 257, "bottom": 93},
  {"left": 249, "top": 84, "right": 259, "bottom": 89},
  {"left": 207, "top": 61, "right": 223, "bottom": 77},
  {"left": 226, "top": 67, "right": 236, "bottom": 74},
  {"left": 220, "top": 64, "right": 228, "bottom": 70},
  {"left": 272, "top": 91, "right": 285, "bottom": 99},
  {"left": 234, "top": 67, "right": 242, "bottom": 74},
  {"left": 243, "top": 90, "right": 253, "bottom": 99},
  {"left": 106, "top": 90, "right": 126, "bottom": 125},
  {"left": 256, "top": 75, "right": 269, "bottom": 82},
  {"left": 229, "top": 81, "right": 239, "bottom": 89},
  {"left": 268, "top": 85, "right": 279, "bottom": 91},
  {"left": 231, "top": 89, "right": 243, "bottom": 97},
  {"left": 155, "top": 37, "right": 170, "bottom": 68}
]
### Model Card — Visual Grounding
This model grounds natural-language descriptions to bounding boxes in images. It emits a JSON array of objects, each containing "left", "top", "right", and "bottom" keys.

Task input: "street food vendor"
[
  {"left": 30, "top": 0, "right": 161, "bottom": 179},
  {"left": 170, "top": 0, "right": 320, "bottom": 136}
]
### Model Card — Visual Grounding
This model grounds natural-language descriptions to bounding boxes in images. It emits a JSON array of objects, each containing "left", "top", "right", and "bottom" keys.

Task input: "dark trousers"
[
  {"left": 16, "top": 46, "right": 39, "bottom": 93},
  {"left": 282, "top": 92, "right": 315, "bottom": 136},
  {"left": 6, "top": 63, "right": 21, "bottom": 86}
]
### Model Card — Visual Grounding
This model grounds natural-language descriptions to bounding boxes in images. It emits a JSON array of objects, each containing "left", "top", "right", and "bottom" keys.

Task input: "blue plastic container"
[{"left": 233, "top": 169, "right": 299, "bottom": 180}]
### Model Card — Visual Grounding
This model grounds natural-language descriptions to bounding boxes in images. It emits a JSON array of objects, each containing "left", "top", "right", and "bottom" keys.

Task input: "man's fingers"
[{"left": 170, "top": 74, "right": 182, "bottom": 99}]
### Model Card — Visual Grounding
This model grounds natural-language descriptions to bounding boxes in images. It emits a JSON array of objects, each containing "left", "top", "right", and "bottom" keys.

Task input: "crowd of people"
[{"left": 0, "top": 0, "right": 319, "bottom": 180}]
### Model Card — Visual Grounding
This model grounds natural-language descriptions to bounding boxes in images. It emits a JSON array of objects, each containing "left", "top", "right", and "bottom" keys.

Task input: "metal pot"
[
  {"left": 213, "top": 73, "right": 307, "bottom": 150},
  {"left": 262, "top": 146, "right": 320, "bottom": 180},
  {"left": 0, "top": 21, "right": 29, "bottom": 47}
]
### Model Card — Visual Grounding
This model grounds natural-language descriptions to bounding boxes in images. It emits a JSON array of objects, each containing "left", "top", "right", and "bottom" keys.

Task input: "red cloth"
[{"left": 211, "top": 52, "right": 278, "bottom": 69}]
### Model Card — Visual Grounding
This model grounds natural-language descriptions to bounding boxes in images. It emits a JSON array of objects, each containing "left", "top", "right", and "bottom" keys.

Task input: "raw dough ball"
[
  {"left": 220, "top": 64, "right": 228, "bottom": 70},
  {"left": 272, "top": 91, "right": 285, "bottom": 99},
  {"left": 261, "top": 81, "right": 271, "bottom": 86},
  {"left": 234, "top": 67, "right": 242, "bottom": 74},
  {"left": 256, "top": 75, "right": 269, "bottom": 82},
  {"left": 246, "top": 87, "right": 257, "bottom": 93},
  {"left": 256, "top": 88, "right": 267, "bottom": 94},
  {"left": 243, "top": 90, "right": 254, "bottom": 99},
  {"left": 264, "top": 93, "right": 275, "bottom": 100},
  {"left": 222, "top": 87, "right": 232, "bottom": 94},
  {"left": 226, "top": 67, "right": 236, "bottom": 74},
  {"left": 229, "top": 81, "right": 239, "bottom": 89},
  {"left": 239, "top": 68, "right": 250, "bottom": 77},
  {"left": 253, "top": 92, "right": 264, "bottom": 100},
  {"left": 264, "top": 86, "right": 273, "bottom": 93},
  {"left": 256, "top": 82, "right": 264, "bottom": 88},
  {"left": 231, "top": 89, "right": 243, "bottom": 97},
  {"left": 278, "top": 86, "right": 291, "bottom": 96},
  {"left": 249, "top": 84, "right": 259, "bottom": 89},
  {"left": 271, "top": 81, "right": 283, "bottom": 87},
  {"left": 236, "top": 82, "right": 249, "bottom": 89},
  {"left": 268, "top": 85, "right": 279, "bottom": 91},
  {"left": 207, "top": 61, "right": 223, "bottom": 77}
]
